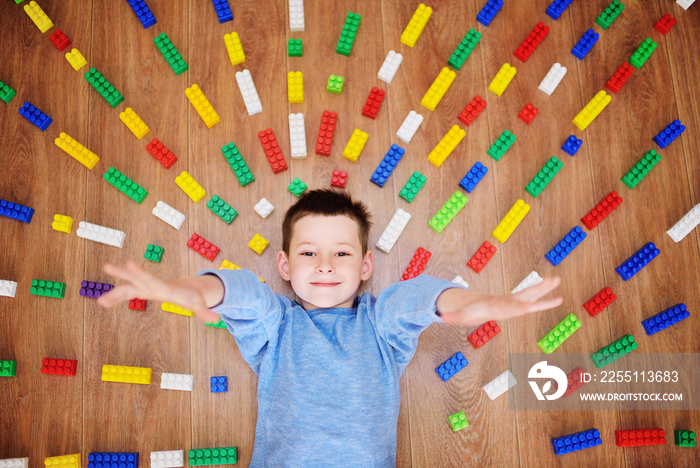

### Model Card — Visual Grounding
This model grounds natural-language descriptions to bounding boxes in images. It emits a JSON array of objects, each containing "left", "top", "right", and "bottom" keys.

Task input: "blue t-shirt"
[{"left": 201, "top": 268, "right": 457, "bottom": 467}]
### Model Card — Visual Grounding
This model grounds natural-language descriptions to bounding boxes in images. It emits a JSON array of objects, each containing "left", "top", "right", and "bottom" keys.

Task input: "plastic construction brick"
[
  {"left": 185, "top": 84, "right": 220, "bottom": 128},
  {"left": 546, "top": 0, "right": 574, "bottom": 20},
  {"left": 518, "top": 103, "right": 539, "bottom": 125},
  {"left": 0, "top": 199, "right": 34, "bottom": 223},
  {"left": 427, "top": 125, "right": 466, "bottom": 167},
  {"left": 224, "top": 32, "right": 245, "bottom": 65},
  {"left": 590, "top": 334, "right": 638, "bottom": 368},
  {"left": 396, "top": 110, "right": 423, "bottom": 144},
  {"left": 150, "top": 450, "right": 184, "bottom": 468},
  {"left": 552, "top": 429, "right": 602, "bottom": 455},
  {"left": 188, "top": 447, "right": 238, "bottom": 466},
  {"left": 210, "top": 376, "right": 228, "bottom": 393},
  {"left": 674, "top": 430, "right": 696, "bottom": 448},
  {"left": 49, "top": 30, "right": 71, "bottom": 51},
  {"left": 258, "top": 128, "right": 288, "bottom": 173},
  {"left": 336, "top": 12, "right": 361, "bottom": 56},
  {"left": 467, "top": 241, "right": 497, "bottom": 273},
  {"left": 629, "top": 38, "right": 657, "bottom": 69},
  {"left": 615, "top": 429, "right": 666, "bottom": 447},
  {"left": 451, "top": 276, "right": 469, "bottom": 289},
  {"left": 428, "top": 191, "right": 468, "bottom": 234},
  {"left": 145, "top": 244, "right": 165, "bottom": 262},
  {"left": 24, "top": 1, "right": 53, "bottom": 33},
  {"left": 211, "top": 0, "right": 232, "bottom": 23},
  {"left": 104, "top": 167, "right": 148, "bottom": 203},
  {"left": 76, "top": 221, "right": 126, "bottom": 248},
  {"left": 221, "top": 142, "right": 255, "bottom": 187},
  {"left": 84, "top": 68, "right": 124, "bottom": 108},
  {"left": 330, "top": 169, "right": 348, "bottom": 189},
  {"left": 545, "top": 226, "right": 587, "bottom": 266},
  {"left": 65, "top": 48, "right": 88, "bottom": 71},
  {"left": 146, "top": 138, "right": 177, "bottom": 169},
  {"left": 572, "top": 90, "right": 611, "bottom": 131},
  {"left": 596, "top": 0, "right": 625, "bottom": 30},
  {"left": 154, "top": 33, "right": 188, "bottom": 75},
  {"left": 469, "top": 320, "right": 500, "bottom": 349},
  {"left": 616, "top": 242, "right": 660, "bottom": 281},
  {"left": 653, "top": 120, "right": 686, "bottom": 149},
  {"left": 581, "top": 191, "right": 622, "bottom": 230},
  {"left": 561, "top": 135, "right": 582, "bottom": 156},
  {"left": 162, "top": 302, "right": 193, "bottom": 317},
  {"left": 288, "top": 38, "right": 303, "bottom": 57},
  {"left": 538, "top": 62, "right": 567, "bottom": 95},
  {"left": 375, "top": 208, "right": 411, "bottom": 253},
  {"left": 0, "top": 80, "right": 17, "bottom": 103},
  {"left": 448, "top": 28, "right": 481, "bottom": 70},
  {"left": 0, "top": 458, "right": 28, "bottom": 468},
  {"left": 326, "top": 74, "right": 344, "bottom": 94},
  {"left": 0, "top": 360, "right": 17, "bottom": 377},
  {"left": 18, "top": 102, "right": 52, "bottom": 131},
  {"left": 248, "top": 233, "right": 269, "bottom": 255},
  {"left": 605, "top": 62, "right": 633, "bottom": 94},
  {"left": 287, "top": 71, "right": 304, "bottom": 104},
  {"left": 677, "top": 0, "right": 696, "bottom": 10},
  {"left": 654, "top": 14, "right": 676, "bottom": 35},
  {"left": 128, "top": 298, "right": 147, "bottom": 311},
  {"left": 621, "top": 149, "right": 661, "bottom": 189},
  {"left": 44, "top": 455, "right": 81, "bottom": 468},
  {"left": 152, "top": 201, "right": 185, "bottom": 230},
  {"left": 342, "top": 129, "right": 369, "bottom": 163},
  {"left": 254, "top": 198, "right": 274, "bottom": 219},
  {"left": 477, "top": 0, "right": 503, "bottom": 27},
  {"left": 401, "top": 3, "right": 432, "bottom": 47},
  {"left": 435, "top": 351, "right": 468, "bottom": 381},
  {"left": 79, "top": 280, "right": 114, "bottom": 298},
  {"left": 88, "top": 453, "right": 138, "bottom": 468},
  {"left": 288, "top": 0, "right": 305, "bottom": 31},
  {"left": 30, "top": 279, "right": 66, "bottom": 299},
  {"left": 421, "top": 67, "right": 456, "bottom": 112},
  {"left": 101, "top": 364, "right": 152, "bottom": 384},
  {"left": 583, "top": 287, "right": 616, "bottom": 317},
  {"left": 399, "top": 171, "right": 427, "bottom": 203},
  {"left": 448, "top": 411, "right": 469, "bottom": 432},
  {"left": 125, "top": 0, "right": 156, "bottom": 28},
  {"left": 378, "top": 50, "right": 403, "bottom": 84},
  {"left": 288, "top": 177, "right": 308, "bottom": 198},
  {"left": 561, "top": 367, "right": 586, "bottom": 397},
  {"left": 513, "top": 22, "right": 549, "bottom": 62},
  {"left": 482, "top": 370, "right": 517, "bottom": 400},
  {"left": 316, "top": 110, "right": 338, "bottom": 156},
  {"left": 288, "top": 113, "right": 307, "bottom": 159},
  {"left": 642, "top": 303, "right": 689, "bottom": 336},
  {"left": 207, "top": 195, "right": 238, "bottom": 224},
  {"left": 512, "top": 271, "right": 543, "bottom": 295},
  {"left": 571, "top": 29, "right": 599, "bottom": 60},
  {"left": 175, "top": 171, "right": 206, "bottom": 203},
  {"left": 493, "top": 199, "right": 530, "bottom": 243},
  {"left": 41, "top": 358, "right": 77, "bottom": 376},
  {"left": 458, "top": 95, "right": 487, "bottom": 127},
  {"left": 0, "top": 280, "right": 18, "bottom": 298},
  {"left": 487, "top": 130, "right": 516, "bottom": 162},
  {"left": 161, "top": 373, "right": 194, "bottom": 391},
  {"left": 370, "top": 144, "right": 405, "bottom": 187},
  {"left": 362, "top": 87, "right": 386, "bottom": 119},
  {"left": 537, "top": 313, "right": 582, "bottom": 354},
  {"left": 188, "top": 233, "right": 220, "bottom": 262},
  {"left": 400, "top": 247, "right": 432, "bottom": 281},
  {"left": 667, "top": 204, "right": 700, "bottom": 243}
]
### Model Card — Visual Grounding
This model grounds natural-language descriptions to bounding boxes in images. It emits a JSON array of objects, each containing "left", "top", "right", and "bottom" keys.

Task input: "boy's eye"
[
  {"left": 336, "top": 252, "right": 349, "bottom": 257},
  {"left": 300, "top": 252, "right": 315, "bottom": 256}
]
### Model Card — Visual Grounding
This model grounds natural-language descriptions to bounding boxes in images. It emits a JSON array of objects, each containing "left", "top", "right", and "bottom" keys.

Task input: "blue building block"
[
  {"left": 615, "top": 242, "right": 660, "bottom": 281},
  {"left": 88, "top": 453, "right": 139, "bottom": 468},
  {"left": 126, "top": 0, "right": 157, "bottom": 29},
  {"left": 546, "top": 0, "right": 574, "bottom": 20},
  {"left": 561, "top": 135, "right": 582, "bottom": 156},
  {"left": 211, "top": 376, "right": 228, "bottom": 392},
  {"left": 435, "top": 351, "right": 468, "bottom": 382},
  {"left": 211, "top": 0, "right": 233, "bottom": 23},
  {"left": 370, "top": 144, "right": 405, "bottom": 188},
  {"left": 0, "top": 198, "right": 34, "bottom": 224},
  {"left": 653, "top": 120, "right": 686, "bottom": 149},
  {"left": 18, "top": 102, "right": 52, "bottom": 131},
  {"left": 552, "top": 428, "right": 602, "bottom": 455},
  {"left": 545, "top": 226, "right": 587, "bottom": 266},
  {"left": 642, "top": 304, "right": 689, "bottom": 336},
  {"left": 476, "top": 0, "right": 503, "bottom": 27},
  {"left": 571, "top": 29, "right": 600, "bottom": 60},
  {"left": 459, "top": 162, "right": 488, "bottom": 193}
]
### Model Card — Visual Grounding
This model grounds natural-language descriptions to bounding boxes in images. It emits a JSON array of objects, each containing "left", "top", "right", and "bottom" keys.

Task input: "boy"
[{"left": 98, "top": 189, "right": 562, "bottom": 467}]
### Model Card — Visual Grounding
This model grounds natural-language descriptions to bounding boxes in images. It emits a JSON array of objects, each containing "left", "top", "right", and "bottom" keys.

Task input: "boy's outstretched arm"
[{"left": 435, "top": 276, "right": 563, "bottom": 326}]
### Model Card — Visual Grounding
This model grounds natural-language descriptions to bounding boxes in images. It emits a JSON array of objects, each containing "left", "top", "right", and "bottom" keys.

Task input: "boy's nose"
[{"left": 316, "top": 258, "right": 334, "bottom": 273}]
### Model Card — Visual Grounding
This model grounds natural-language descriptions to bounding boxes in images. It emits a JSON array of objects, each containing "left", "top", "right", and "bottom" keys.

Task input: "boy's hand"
[
  {"left": 96, "top": 260, "right": 223, "bottom": 323},
  {"left": 436, "top": 276, "right": 563, "bottom": 326}
]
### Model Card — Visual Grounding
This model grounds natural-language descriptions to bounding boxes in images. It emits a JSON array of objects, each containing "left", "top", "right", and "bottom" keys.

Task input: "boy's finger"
[
  {"left": 514, "top": 276, "right": 562, "bottom": 302},
  {"left": 102, "top": 262, "right": 139, "bottom": 283},
  {"left": 193, "top": 306, "right": 221, "bottom": 324},
  {"left": 525, "top": 296, "right": 564, "bottom": 314},
  {"left": 96, "top": 284, "right": 141, "bottom": 308},
  {"left": 124, "top": 260, "right": 166, "bottom": 291}
]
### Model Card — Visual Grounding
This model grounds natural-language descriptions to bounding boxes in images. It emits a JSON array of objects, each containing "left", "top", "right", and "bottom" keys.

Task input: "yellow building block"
[
  {"left": 220, "top": 260, "right": 265, "bottom": 282},
  {"left": 492, "top": 199, "right": 531, "bottom": 243},
  {"left": 55, "top": 132, "right": 100, "bottom": 170},
  {"left": 24, "top": 1, "right": 53, "bottom": 33},
  {"left": 287, "top": 71, "right": 304, "bottom": 104},
  {"left": 427, "top": 125, "right": 466, "bottom": 167},
  {"left": 248, "top": 234, "right": 269, "bottom": 255},
  {"left": 342, "top": 129, "right": 369, "bottom": 163},
  {"left": 224, "top": 32, "right": 245, "bottom": 65},
  {"left": 185, "top": 84, "right": 221, "bottom": 129},
  {"left": 175, "top": 171, "right": 206, "bottom": 203},
  {"left": 162, "top": 302, "right": 193, "bottom": 317},
  {"left": 572, "top": 90, "right": 611, "bottom": 131},
  {"left": 101, "top": 364, "right": 152, "bottom": 385},
  {"left": 119, "top": 107, "right": 150, "bottom": 139},
  {"left": 488, "top": 63, "right": 517, "bottom": 96},
  {"left": 65, "top": 48, "right": 87, "bottom": 71},
  {"left": 421, "top": 67, "right": 456, "bottom": 112},
  {"left": 401, "top": 3, "right": 432, "bottom": 47},
  {"left": 44, "top": 454, "right": 81, "bottom": 468},
  {"left": 52, "top": 214, "right": 74, "bottom": 234}
]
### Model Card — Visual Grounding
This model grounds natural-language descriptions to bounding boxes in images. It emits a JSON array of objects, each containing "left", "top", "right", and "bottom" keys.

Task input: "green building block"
[
  {"left": 288, "top": 38, "right": 303, "bottom": 57},
  {"left": 448, "top": 411, "right": 469, "bottom": 431},
  {"left": 525, "top": 157, "right": 563, "bottom": 198},
  {"left": 327, "top": 74, "right": 344, "bottom": 94},
  {"left": 0, "top": 80, "right": 17, "bottom": 104},
  {"left": 629, "top": 38, "right": 657, "bottom": 69},
  {"left": 84, "top": 68, "right": 124, "bottom": 108},
  {"left": 104, "top": 167, "right": 148, "bottom": 204},
  {"left": 674, "top": 430, "right": 696, "bottom": 448},
  {"left": 30, "top": 279, "right": 66, "bottom": 299},
  {"left": 206, "top": 319, "right": 227, "bottom": 329},
  {"left": 448, "top": 28, "right": 481, "bottom": 70},
  {"left": 0, "top": 360, "right": 17, "bottom": 377},
  {"left": 15, "top": 0, "right": 24, "bottom": 4},
  {"left": 188, "top": 447, "right": 238, "bottom": 466},
  {"left": 399, "top": 171, "right": 427, "bottom": 203},
  {"left": 154, "top": 33, "right": 188, "bottom": 76},
  {"left": 590, "top": 334, "right": 638, "bottom": 369},
  {"left": 487, "top": 130, "right": 516, "bottom": 161},
  {"left": 207, "top": 195, "right": 238, "bottom": 224},
  {"left": 595, "top": 0, "right": 625, "bottom": 30},
  {"left": 221, "top": 142, "right": 255, "bottom": 187},
  {"left": 537, "top": 313, "right": 581, "bottom": 354},
  {"left": 428, "top": 191, "right": 468, "bottom": 234},
  {"left": 144, "top": 244, "right": 164, "bottom": 263},
  {"left": 621, "top": 149, "right": 661, "bottom": 189},
  {"left": 288, "top": 177, "right": 308, "bottom": 198},
  {"left": 336, "top": 12, "right": 361, "bottom": 56}
]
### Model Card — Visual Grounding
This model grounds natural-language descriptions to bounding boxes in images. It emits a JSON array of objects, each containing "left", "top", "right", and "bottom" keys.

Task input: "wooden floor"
[{"left": 1, "top": 0, "right": 699, "bottom": 466}]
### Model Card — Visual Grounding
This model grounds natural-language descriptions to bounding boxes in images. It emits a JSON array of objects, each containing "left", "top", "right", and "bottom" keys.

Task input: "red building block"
[
  {"left": 615, "top": 429, "right": 666, "bottom": 447},
  {"left": 400, "top": 247, "right": 431, "bottom": 281},
  {"left": 654, "top": 14, "right": 676, "bottom": 35},
  {"left": 605, "top": 62, "right": 634, "bottom": 94},
  {"left": 49, "top": 29, "right": 71, "bottom": 51},
  {"left": 458, "top": 95, "right": 486, "bottom": 127},
  {"left": 41, "top": 358, "right": 77, "bottom": 376},
  {"left": 583, "top": 287, "right": 616, "bottom": 317},
  {"left": 562, "top": 367, "right": 586, "bottom": 397},
  {"left": 187, "top": 233, "right": 220, "bottom": 261},
  {"left": 517, "top": 103, "right": 539, "bottom": 125},
  {"left": 467, "top": 241, "right": 497, "bottom": 273},
  {"left": 513, "top": 22, "right": 549, "bottom": 62},
  {"left": 330, "top": 169, "right": 347, "bottom": 188},
  {"left": 581, "top": 191, "right": 623, "bottom": 230},
  {"left": 468, "top": 320, "right": 501, "bottom": 348},
  {"left": 146, "top": 138, "right": 177, "bottom": 169},
  {"left": 128, "top": 298, "right": 148, "bottom": 311},
  {"left": 361, "top": 87, "right": 386, "bottom": 120},
  {"left": 316, "top": 110, "right": 337, "bottom": 156},
  {"left": 258, "top": 128, "right": 288, "bottom": 173}
]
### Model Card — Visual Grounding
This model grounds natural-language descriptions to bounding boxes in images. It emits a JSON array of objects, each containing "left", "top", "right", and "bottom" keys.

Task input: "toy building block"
[
  {"left": 591, "top": 334, "right": 638, "bottom": 368},
  {"left": 493, "top": 199, "right": 530, "bottom": 243},
  {"left": 513, "top": 22, "right": 549, "bottom": 62},
  {"left": 621, "top": 149, "right": 661, "bottom": 189},
  {"left": 151, "top": 450, "right": 185, "bottom": 468},
  {"left": 175, "top": 171, "right": 206, "bottom": 203},
  {"left": 428, "top": 191, "right": 468, "bottom": 234},
  {"left": 87, "top": 453, "right": 138, "bottom": 468},
  {"left": 675, "top": 430, "right": 696, "bottom": 447},
  {"left": 421, "top": 67, "right": 456, "bottom": 112},
  {"left": 362, "top": 87, "right": 386, "bottom": 119},
  {"left": 342, "top": 129, "right": 369, "bottom": 163},
  {"left": 162, "top": 302, "right": 193, "bottom": 317},
  {"left": 145, "top": 244, "right": 165, "bottom": 262},
  {"left": 477, "top": 0, "right": 503, "bottom": 27},
  {"left": 469, "top": 321, "right": 500, "bottom": 349},
  {"left": 561, "top": 135, "right": 582, "bottom": 156},
  {"left": 79, "top": 280, "right": 113, "bottom": 298},
  {"left": 288, "top": 38, "right": 303, "bottom": 57},
  {"left": 400, "top": 247, "right": 431, "bottom": 281},
  {"left": 571, "top": 29, "right": 599, "bottom": 60},
  {"left": 525, "top": 156, "right": 563, "bottom": 198},
  {"left": 24, "top": 1, "right": 53, "bottom": 33},
  {"left": 0, "top": 459, "right": 28, "bottom": 468},
  {"left": 185, "top": 84, "right": 220, "bottom": 128},
  {"left": 488, "top": 63, "right": 516, "bottom": 96},
  {"left": 654, "top": 13, "right": 676, "bottom": 35},
  {"left": 161, "top": 373, "right": 194, "bottom": 391},
  {"left": 615, "top": 429, "right": 666, "bottom": 447},
  {"left": 378, "top": 50, "right": 403, "bottom": 83},
  {"left": 211, "top": 0, "right": 232, "bottom": 23},
  {"left": 125, "top": 0, "right": 156, "bottom": 28},
  {"left": 572, "top": 90, "right": 611, "bottom": 131},
  {"left": 546, "top": 0, "right": 574, "bottom": 20},
  {"left": 330, "top": 169, "right": 348, "bottom": 189},
  {"left": 0, "top": 280, "right": 18, "bottom": 298},
  {"left": 316, "top": 110, "right": 338, "bottom": 155},
  {"left": 375, "top": 209, "right": 411, "bottom": 253},
  {"left": 221, "top": 142, "right": 255, "bottom": 187},
  {"left": 538, "top": 62, "right": 567, "bottom": 95},
  {"left": 605, "top": 62, "right": 633, "bottom": 94},
  {"left": 642, "top": 303, "right": 689, "bottom": 336},
  {"left": 288, "top": 177, "right": 308, "bottom": 198},
  {"left": 435, "top": 351, "right": 468, "bottom": 381},
  {"left": 427, "top": 125, "right": 466, "bottom": 167},
  {"left": 482, "top": 370, "right": 517, "bottom": 400},
  {"left": 487, "top": 130, "right": 516, "bottom": 161},
  {"left": 76, "top": 221, "right": 126, "bottom": 248},
  {"left": 288, "top": 0, "right": 305, "bottom": 31},
  {"left": 401, "top": 3, "right": 432, "bottom": 47},
  {"left": 596, "top": 0, "right": 624, "bottom": 29},
  {"left": 0, "top": 199, "right": 33, "bottom": 224},
  {"left": 396, "top": 110, "right": 423, "bottom": 144},
  {"left": 188, "top": 447, "right": 238, "bottom": 466},
  {"left": 224, "top": 32, "right": 245, "bottom": 65},
  {"left": 41, "top": 358, "right": 77, "bottom": 376},
  {"left": 30, "top": 279, "right": 66, "bottom": 299},
  {"left": 326, "top": 74, "right": 344, "bottom": 94},
  {"left": 248, "top": 234, "right": 269, "bottom": 255},
  {"left": 234, "top": 69, "right": 263, "bottom": 116},
  {"left": 677, "top": 0, "right": 695, "bottom": 10},
  {"left": 448, "top": 411, "right": 469, "bottom": 432},
  {"left": 0, "top": 360, "right": 17, "bottom": 377},
  {"left": 370, "top": 144, "right": 405, "bottom": 187},
  {"left": 65, "top": 48, "right": 88, "bottom": 71},
  {"left": 211, "top": 376, "right": 228, "bottom": 393},
  {"left": 101, "top": 364, "right": 152, "bottom": 384},
  {"left": 583, "top": 287, "right": 616, "bottom": 317},
  {"left": 207, "top": 195, "right": 238, "bottom": 224},
  {"left": 128, "top": 298, "right": 147, "bottom": 311},
  {"left": 581, "top": 191, "right": 622, "bottom": 230},
  {"left": 560, "top": 367, "right": 586, "bottom": 397},
  {"left": 667, "top": 204, "right": 700, "bottom": 243},
  {"left": 287, "top": 71, "right": 304, "bottom": 104},
  {"left": 84, "top": 68, "right": 124, "bottom": 108},
  {"left": 146, "top": 138, "right": 177, "bottom": 169},
  {"left": 451, "top": 276, "right": 469, "bottom": 288},
  {"left": 154, "top": 33, "right": 188, "bottom": 75},
  {"left": 537, "top": 313, "right": 582, "bottom": 354},
  {"left": 258, "top": 128, "right": 288, "bottom": 173},
  {"left": 653, "top": 120, "right": 685, "bottom": 149},
  {"left": 44, "top": 454, "right": 81, "bottom": 468},
  {"left": 152, "top": 201, "right": 185, "bottom": 230},
  {"left": 518, "top": 103, "right": 539, "bottom": 125},
  {"left": 254, "top": 198, "right": 274, "bottom": 219},
  {"left": 467, "top": 241, "right": 497, "bottom": 273},
  {"left": 336, "top": 11, "right": 361, "bottom": 56},
  {"left": 104, "top": 167, "right": 148, "bottom": 204},
  {"left": 188, "top": 233, "right": 220, "bottom": 261},
  {"left": 18, "top": 102, "right": 52, "bottom": 131},
  {"left": 616, "top": 242, "right": 660, "bottom": 281},
  {"left": 545, "top": 226, "right": 587, "bottom": 266},
  {"left": 288, "top": 113, "right": 307, "bottom": 158},
  {"left": 448, "top": 28, "right": 481, "bottom": 70},
  {"left": 629, "top": 38, "right": 657, "bottom": 68},
  {"left": 552, "top": 429, "right": 602, "bottom": 455},
  {"left": 399, "top": 171, "right": 427, "bottom": 203},
  {"left": 49, "top": 30, "right": 71, "bottom": 51},
  {"left": 458, "top": 95, "right": 486, "bottom": 127},
  {"left": 0, "top": 80, "right": 17, "bottom": 103}
]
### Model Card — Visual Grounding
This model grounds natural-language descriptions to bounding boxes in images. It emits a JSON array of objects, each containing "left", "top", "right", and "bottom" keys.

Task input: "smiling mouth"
[{"left": 311, "top": 282, "right": 340, "bottom": 287}]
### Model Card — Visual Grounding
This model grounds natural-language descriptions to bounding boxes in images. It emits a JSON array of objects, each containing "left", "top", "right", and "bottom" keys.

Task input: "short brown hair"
[{"left": 282, "top": 189, "right": 372, "bottom": 254}]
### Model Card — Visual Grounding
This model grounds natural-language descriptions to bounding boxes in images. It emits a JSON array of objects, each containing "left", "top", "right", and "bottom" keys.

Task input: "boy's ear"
[
  {"left": 277, "top": 250, "right": 291, "bottom": 281},
  {"left": 361, "top": 250, "right": 374, "bottom": 281}
]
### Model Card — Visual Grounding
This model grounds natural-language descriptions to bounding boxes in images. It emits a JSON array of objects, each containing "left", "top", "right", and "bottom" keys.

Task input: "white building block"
[
  {"left": 160, "top": 373, "right": 194, "bottom": 391},
  {"left": 152, "top": 201, "right": 185, "bottom": 230},
  {"left": 150, "top": 450, "right": 184, "bottom": 468},
  {"left": 511, "top": 271, "right": 543, "bottom": 294},
  {"left": 482, "top": 370, "right": 517, "bottom": 400},
  {"left": 289, "top": 0, "right": 305, "bottom": 31},
  {"left": 254, "top": 198, "right": 274, "bottom": 219},
  {"left": 450, "top": 275, "right": 469, "bottom": 289},
  {"left": 677, "top": 0, "right": 695, "bottom": 10},
  {"left": 538, "top": 63, "right": 567, "bottom": 96},
  {"left": 0, "top": 458, "right": 29, "bottom": 468},
  {"left": 376, "top": 209, "right": 411, "bottom": 253},
  {"left": 396, "top": 110, "right": 424, "bottom": 144},
  {"left": 288, "top": 113, "right": 307, "bottom": 158},
  {"left": 667, "top": 204, "right": 700, "bottom": 243},
  {"left": 76, "top": 221, "right": 125, "bottom": 248},
  {"left": 377, "top": 50, "right": 403, "bottom": 84},
  {"left": 235, "top": 69, "right": 263, "bottom": 116},
  {"left": 0, "top": 280, "right": 18, "bottom": 298}
]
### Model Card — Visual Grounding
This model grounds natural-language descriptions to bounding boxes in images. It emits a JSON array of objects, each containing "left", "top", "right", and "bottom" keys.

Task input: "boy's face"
[{"left": 277, "top": 215, "right": 373, "bottom": 310}]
